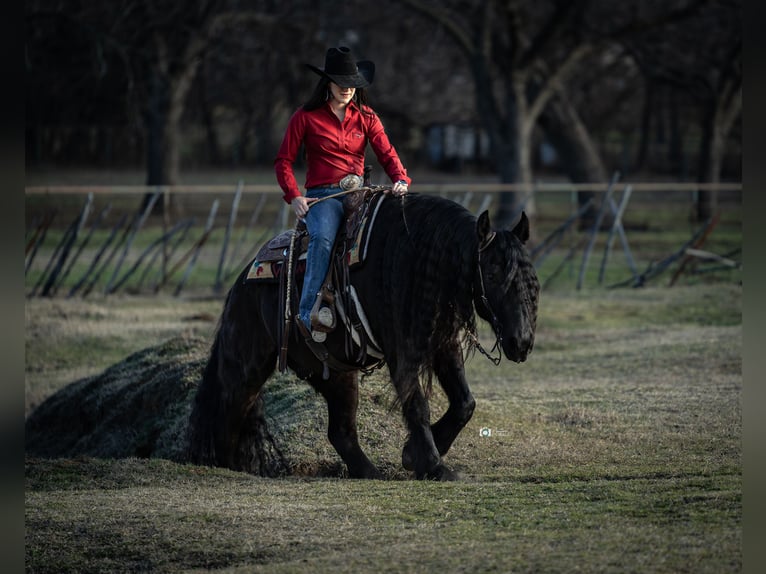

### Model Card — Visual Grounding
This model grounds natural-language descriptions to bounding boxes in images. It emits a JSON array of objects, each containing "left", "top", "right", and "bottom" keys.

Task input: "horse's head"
[{"left": 474, "top": 210, "right": 540, "bottom": 363}]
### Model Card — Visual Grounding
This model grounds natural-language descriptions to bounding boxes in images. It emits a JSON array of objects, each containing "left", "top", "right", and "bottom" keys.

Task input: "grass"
[
  {"left": 25, "top": 459, "right": 740, "bottom": 573},
  {"left": 25, "top": 282, "right": 741, "bottom": 572},
  {"left": 25, "top": 177, "right": 742, "bottom": 571},
  {"left": 24, "top": 295, "right": 221, "bottom": 416}
]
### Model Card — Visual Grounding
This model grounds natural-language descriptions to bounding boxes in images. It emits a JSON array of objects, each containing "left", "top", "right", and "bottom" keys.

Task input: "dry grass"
[{"left": 25, "top": 283, "right": 741, "bottom": 572}]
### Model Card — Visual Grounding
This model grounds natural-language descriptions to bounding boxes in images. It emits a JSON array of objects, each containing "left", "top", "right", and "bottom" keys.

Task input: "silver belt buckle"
[{"left": 339, "top": 174, "right": 363, "bottom": 191}]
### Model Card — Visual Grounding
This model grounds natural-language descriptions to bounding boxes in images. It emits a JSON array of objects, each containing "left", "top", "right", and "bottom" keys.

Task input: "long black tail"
[{"left": 186, "top": 335, "right": 224, "bottom": 466}]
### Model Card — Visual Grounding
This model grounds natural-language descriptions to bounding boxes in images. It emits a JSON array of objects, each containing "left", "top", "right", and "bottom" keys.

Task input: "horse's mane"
[{"left": 372, "top": 193, "right": 479, "bottom": 386}]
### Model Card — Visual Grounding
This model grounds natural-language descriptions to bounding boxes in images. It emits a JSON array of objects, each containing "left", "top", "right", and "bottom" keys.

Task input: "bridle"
[{"left": 470, "top": 231, "right": 504, "bottom": 365}]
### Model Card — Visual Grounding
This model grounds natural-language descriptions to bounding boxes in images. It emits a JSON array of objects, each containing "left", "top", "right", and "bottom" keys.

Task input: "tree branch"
[
  {"left": 395, "top": 0, "right": 475, "bottom": 55},
  {"left": 527, "top": 44, "right": 592, "bottom": 129},
  {"left": 518, "top": 0, "right": 582, "bottom": 70}
]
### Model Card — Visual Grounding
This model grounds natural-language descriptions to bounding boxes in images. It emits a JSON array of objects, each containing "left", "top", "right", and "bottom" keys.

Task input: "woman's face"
[{"left": 329, "top": 82, "right": 355, "bottom": 105}]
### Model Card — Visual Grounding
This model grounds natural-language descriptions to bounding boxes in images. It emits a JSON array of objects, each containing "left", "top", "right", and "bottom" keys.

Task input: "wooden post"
[
  {"left": 53, "top": 201, "right": 111, "bottom": 295},
  {"left": 225, "top": 192, "right": 267, "bottom": 282},
  {"left": 214, "top": 180, "right": 243, "bottom": 293},
  {"left": 531, "top": 198, "right": 594, "bottom": 267},
  {"left": 68, "top": 213, "right": 128, "bottom": 297},
  {"left": 173, "top": 199, "right": 219, "bottom": 296},
  {"left": 598, "top": 185, "right": 635, "bottom": 285},
  {"left": 25, "top": 210, "right": 57, "bottom": 275},
  {"left": 669, "top": 214, "right": 721, "bottom": 286},
  {"left": 577, "top": 172, "right": 619, "bottom": 290},
  {"left": 108, "top": 219, "right": 194, "bottom": 294},
  {"left": 104, "top": 188, "right": 161, "bottom": 294},
  {"left": 139, "top": 219, "right": 195, "bottom": 291}
]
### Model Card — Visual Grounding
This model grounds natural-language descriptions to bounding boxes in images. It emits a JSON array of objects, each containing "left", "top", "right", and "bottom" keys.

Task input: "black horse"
[{"left": 187, "top": 192, "right": 539, "bottom": 480}]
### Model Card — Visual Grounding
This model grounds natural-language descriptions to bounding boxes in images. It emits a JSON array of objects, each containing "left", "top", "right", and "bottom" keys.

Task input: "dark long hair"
[{"left": 302, "top": 78, "right": 372, "bottom": 114}]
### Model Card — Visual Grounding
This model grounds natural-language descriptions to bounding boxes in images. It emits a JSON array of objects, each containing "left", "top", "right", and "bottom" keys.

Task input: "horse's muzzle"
[{"left": 503, "top": 337, "right": 533, "bottom": 363}]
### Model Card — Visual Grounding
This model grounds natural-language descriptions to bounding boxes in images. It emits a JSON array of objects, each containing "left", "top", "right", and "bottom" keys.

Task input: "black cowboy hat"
[{"left": 306, "top": 46, "right": 374, "bottom": 88}]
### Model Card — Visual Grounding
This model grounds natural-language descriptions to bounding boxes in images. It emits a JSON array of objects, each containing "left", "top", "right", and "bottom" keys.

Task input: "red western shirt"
[{"left": 274, "top": 101, "right": 411, "bottom": 204}]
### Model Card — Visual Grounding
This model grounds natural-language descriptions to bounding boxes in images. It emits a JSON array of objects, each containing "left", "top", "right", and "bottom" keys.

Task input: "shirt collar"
[{"left": 325, "top": 100, "right": 360, "bottom": 115}]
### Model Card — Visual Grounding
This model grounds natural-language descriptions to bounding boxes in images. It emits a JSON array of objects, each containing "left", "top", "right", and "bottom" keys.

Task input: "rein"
[
  {"left": 306, "top": 183, "right": 414, "bottom": 247},
  {"left": 279, "top": 219, "right": 301, "bottom": 372},
  {"left": 305, "top": 185, "right": 394, "bottom": 211}
]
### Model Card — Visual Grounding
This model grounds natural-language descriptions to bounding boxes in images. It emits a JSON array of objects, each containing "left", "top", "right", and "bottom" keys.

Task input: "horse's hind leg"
[
  {"left": 430, "top": 341, "right": 476, "bottom": 457},
  {"left": 311, "top": 371, "right": 382, "bottom": 479},
  {"left": 216, "top": 341, "right": 277, "bottom": 471},
  {"left": 188, "top": 282, "right": 280, "bottom": 474}
]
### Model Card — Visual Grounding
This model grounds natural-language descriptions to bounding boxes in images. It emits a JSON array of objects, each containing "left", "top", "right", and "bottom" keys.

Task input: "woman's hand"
[
  {"left": 390, "top": 180, "right": 408, "bottom": 197},
  {"left": 292, "top": 196, "right": 316, "bottom": 219}
]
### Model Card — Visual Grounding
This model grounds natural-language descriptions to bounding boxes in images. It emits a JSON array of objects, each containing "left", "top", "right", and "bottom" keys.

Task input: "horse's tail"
[{"left": 186, "top": 332, "right": 224, "bottom": 466}]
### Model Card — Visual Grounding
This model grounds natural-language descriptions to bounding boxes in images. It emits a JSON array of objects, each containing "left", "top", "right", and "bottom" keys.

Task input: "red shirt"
[{"left": 274, "top": 101, "right": 411, "bottom": 204}]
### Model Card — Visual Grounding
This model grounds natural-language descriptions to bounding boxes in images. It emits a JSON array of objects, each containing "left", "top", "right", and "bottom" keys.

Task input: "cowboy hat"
[{"left": 306, "top": 46, "right": 374, "bottom": 88}]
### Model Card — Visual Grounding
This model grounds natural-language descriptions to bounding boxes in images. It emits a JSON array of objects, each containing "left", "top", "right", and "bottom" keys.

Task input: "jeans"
[{"left": 299, "top": 186, "right": 345, "bottom": 327}]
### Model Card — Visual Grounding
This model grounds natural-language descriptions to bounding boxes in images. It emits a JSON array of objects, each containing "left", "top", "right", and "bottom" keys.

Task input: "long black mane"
[{"left": 355, "top": 193, "right": 480, "bottom": 383}]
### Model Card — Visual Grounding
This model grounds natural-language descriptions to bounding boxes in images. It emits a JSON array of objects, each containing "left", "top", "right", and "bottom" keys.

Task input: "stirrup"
[
  {"left": 297, "top": 316, "right": 326, "bottom": 343},
  {"left": 311, "top": 329, "right": 326, "bottom": 343},
  {"left": 316, "top": 306, "right": 334, "bottom": 328}
]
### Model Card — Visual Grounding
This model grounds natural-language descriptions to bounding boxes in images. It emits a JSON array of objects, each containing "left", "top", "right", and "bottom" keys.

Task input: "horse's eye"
[{"left": 485, "top": 265, "right": 500, "bottom": 281}]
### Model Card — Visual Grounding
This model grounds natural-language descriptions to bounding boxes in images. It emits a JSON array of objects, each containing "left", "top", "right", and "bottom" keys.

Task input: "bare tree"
[
  {"left": 27, "top": 0, "right": 282, "bottom": 188},
  {"left": 190, "top": 7, "right": 323, "bottom": 167},
  {"left": 623, "top": 0, "right": 741, "bottom": 220},
  {"left": 394, "top": 0, "right": 728, "bottom": 225},
  {"left": 395, "top": 0, "right": 599, "bottom": 224}
]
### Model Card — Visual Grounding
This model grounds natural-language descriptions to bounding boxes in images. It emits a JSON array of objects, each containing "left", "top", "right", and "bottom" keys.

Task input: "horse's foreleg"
[
  {"left": 312, "top": 371, "right": 382, "bottom": 479},
  {"left": 396, "top": 371, "right": 458, "bottom": 481},
  {"left": 431, "top": 342, "right": 476, "bottom": 457}
]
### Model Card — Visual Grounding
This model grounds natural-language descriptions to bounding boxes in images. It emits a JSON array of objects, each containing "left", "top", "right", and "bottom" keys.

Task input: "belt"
[{"left": 308, "top": 174, "right": 363, "bottom": 193}]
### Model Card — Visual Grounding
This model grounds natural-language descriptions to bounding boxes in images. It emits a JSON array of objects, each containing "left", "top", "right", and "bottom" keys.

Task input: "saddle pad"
[
  {"left": 254, "top": 229, "right": 299, "bottom": 263},
  {"left": 246, "top": 254, "right": 306, "bottom": 281},
  {"left": 348, "top": 192, "right": 386, "bottom": 267}
]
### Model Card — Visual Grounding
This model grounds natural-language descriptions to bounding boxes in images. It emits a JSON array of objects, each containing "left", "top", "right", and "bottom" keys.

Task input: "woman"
[{"left": 275, "top": 46, "right": 411, "bottom": 342}]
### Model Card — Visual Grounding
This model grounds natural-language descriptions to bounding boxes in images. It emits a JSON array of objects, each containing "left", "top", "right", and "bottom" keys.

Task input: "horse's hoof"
[
  {"left": 347, "top": 462, "right": 384, "bottom": 480},
  {"left": 401, "top": 440, "right": 420, "bottom": 471},
  {"left": 421, "top": 464, "right": 459, "bottom": 481},
  {"left": 402, "top": 448, "right": 415, "bottom": 471},
  {"left": 358, "top": 467, "right": 385, "bottom": 480}
]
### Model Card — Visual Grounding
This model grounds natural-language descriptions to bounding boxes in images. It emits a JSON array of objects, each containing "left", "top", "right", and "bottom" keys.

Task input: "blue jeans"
[{"left": 299, "top": 186, "right": 345, "bottom": 327}]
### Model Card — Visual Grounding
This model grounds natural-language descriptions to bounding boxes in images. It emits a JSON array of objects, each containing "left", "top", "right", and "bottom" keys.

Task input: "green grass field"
[
  {"left": 25, "top": 178, "right": 742, "bottom": 571},
  {"left": 25, "top": 282, "right": 741, "bottom": 572}
]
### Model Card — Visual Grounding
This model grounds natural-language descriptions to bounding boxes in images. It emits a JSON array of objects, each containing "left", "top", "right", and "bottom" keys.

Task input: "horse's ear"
[
  {"left": 512, "top": 212, "right": 530, "bottom": 243},
  {"left": 477, "top": 211, "right": 493, "bottom": 247}
]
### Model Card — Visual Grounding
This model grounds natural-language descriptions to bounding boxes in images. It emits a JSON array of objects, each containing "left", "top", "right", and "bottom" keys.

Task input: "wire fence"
[{"left": 25, "top": 179, "right": 742, "bottom": 298}]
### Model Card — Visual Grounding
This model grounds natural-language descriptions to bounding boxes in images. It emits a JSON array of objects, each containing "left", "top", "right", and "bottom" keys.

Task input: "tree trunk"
[
  {"left": 540, "top": 96, "right": 607, "bottom": 228},
  {"left": 668, "top": 89, "right": 684, "bottom": 178},
  {"left": 164, "top": 56, "right": 203, "bottom": 186},
  {"left": 696, "top": 101, "right": 718, "bottom": 221},
  {"left": 145, "top": 68, "right": 168, "bottom": 187},
  {"left": 635, "top": 78, "right": 654, "bottom": 171},
  {"left": 696, "top": 83, "right": 741, "bottom": 221},
  {"left": 489, "top": 78, "right": 533, "bottom": 228},
  {"left": 199, "top": 71, "right": 222, "bottom": 165},
  {"left": 142, "top": 68, "right": 169, "bottom": 213}
]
